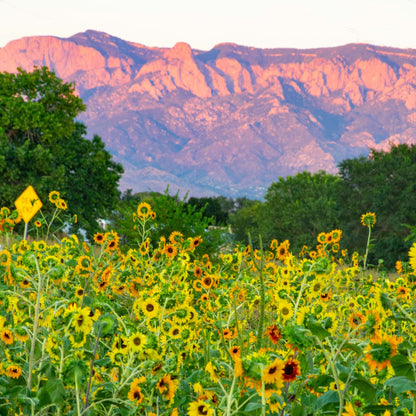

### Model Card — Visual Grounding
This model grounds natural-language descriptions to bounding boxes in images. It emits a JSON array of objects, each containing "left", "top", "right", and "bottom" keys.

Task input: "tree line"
[{"left": 1, "top": 67, "right": 415, "bottom": 268}]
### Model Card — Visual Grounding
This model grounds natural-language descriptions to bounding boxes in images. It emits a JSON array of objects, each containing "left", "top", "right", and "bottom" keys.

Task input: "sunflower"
[
  {"left": 0, "top": 249, "right": 12, "bottom": 267},
  {"left": 141, "top": 298, "right": 161, "bottom": 319},
  {"left": 72, "top": 308, "right": 93, "bottom": 334},
  {"left": 276, "top": 240, "right": 290, "bottom": 261},
  {"left": 282, "top": 357, "right": 301, "bottom": 382},
  {"left": 317, "top": 232, "right": 327, "bottom": 244},
  {"left": 93, "top": 232, "right": 106, "bottom": 245},
  {"left": 277, "top": 299, "right": 294, "bottom": 322},
  {"left": 263, "top": 357, "right": 284, "bottom": 385},
  {"left": 128, "top": 379, "right": 144, "bottom": 405},
  {"left": 188, "top": 400, "right": 214, "bottom": 416},
  {"left": 77, "top": 255, "right": 92, "bottom": 272},
  {"left": 75, "top": 287, "right": 84, "bottom": 298},
  {"left": 194, "top": 267, "right": 203, "bottom": 278},
  {"left": 168, "top": 325, "right": 182, "bottom": 339},
  {"left": 364, "top": 332, "right": 403, "bottom": 372},
  {"left": 139, "top": 239, "right": 150, "bottom": 256},
  {"left": 105, "top": 235, "right": 119, "bottom": 253},
  {"left": 164, "top": 244, "right": 177, "bottom": 258},
  {"left": 348, "top": 312, "right": 366, "bottom": 328},
  {"left": 169, "top": 231, "right": 183, "bottom": 244},
  {"left": 266, "top": 324, "right": 282, "bottom": 344},
  {"left": 57, "top": 199, "right": 68, "bottom": 210},
  {"left": 157, "top": 374, "right": 179, "bottom": 400},
  {"left": 409, "top": 243, "right": 416, "bottom": 272},
  {"left": 190, "top": 236, "right": 203, "bottom": 250},
  {"left": 48, "top": 190, "right": 60, "bottom": 204},
  {"left": 341, "top": 402, "right": 357, "bottom": 416},
  {"left": 128, "top": 332, "right": 147, "bottom": 353},
  {"left": 229, "top": 345, "right": 241, "bottom": 359},
  {"left": 361, "top": 212, "right": 376, "bottom": 228},
  {"left": 201, "top": 275, "right": 214, "bottom": 290},
  {"left": 137, "top": 202, "right": 152, "bottom": 220},
  {"left": 1, "top": 329, "right": 13, "bottom": 345},
  {"left": 6, "top": 365, "right": 22, "bottom": 379}
]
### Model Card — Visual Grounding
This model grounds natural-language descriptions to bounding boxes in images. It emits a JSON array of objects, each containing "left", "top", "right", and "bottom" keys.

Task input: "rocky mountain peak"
[{"left": 1, "top": 31, "right": 416, "bottom": 198}]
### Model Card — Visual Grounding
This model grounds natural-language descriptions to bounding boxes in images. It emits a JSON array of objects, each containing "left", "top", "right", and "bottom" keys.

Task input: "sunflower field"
[{"left": 1, "top": 193, "right": 416, "bottom": 416}]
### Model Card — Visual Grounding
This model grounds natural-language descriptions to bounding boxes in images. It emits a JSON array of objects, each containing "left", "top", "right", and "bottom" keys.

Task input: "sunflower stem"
[
  {"left": 27, "top": 256, "right": 43, "bottom": 391},
  {"left": 83, "top": 325, "right": 102, "bottom": 411},
  {"left": 363, "top": 224, "right": 372, "bottom": 269}
]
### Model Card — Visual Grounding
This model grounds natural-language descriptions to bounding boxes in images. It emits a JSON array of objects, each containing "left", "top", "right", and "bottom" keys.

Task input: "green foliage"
[
  {"left": 0, "top": 66, "right": 123, "bottom": 238},
  {"left": 337, "top": 143, "right": 416, "bottom": 267},
  {"left": 110, "top": 188, "right": 232, "bottom": 255},
  {"left": 259, "top": 171, "right": 340, "bottom": 253},
  {"left": 185, "top": 196, "right": 235, "bottom": 225}
]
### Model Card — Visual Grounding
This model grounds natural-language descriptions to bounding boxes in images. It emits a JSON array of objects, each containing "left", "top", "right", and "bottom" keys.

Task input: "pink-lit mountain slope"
[{"left": 2, "top": 30, "right": 416, "bottom": 197}]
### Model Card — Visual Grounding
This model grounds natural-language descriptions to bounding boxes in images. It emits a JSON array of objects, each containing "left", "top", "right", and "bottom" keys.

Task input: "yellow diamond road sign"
[{"left": 15, "top": 186, "right": 43, "bottom": 223}]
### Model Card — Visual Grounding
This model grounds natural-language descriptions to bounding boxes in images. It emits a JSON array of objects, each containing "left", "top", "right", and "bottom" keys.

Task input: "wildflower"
[
  {"left": 229, "top": 345, "right": 241, "bottom": 359},
  {"left": 6, "top": 365, "right": 22, "bottom": 379},
  {"left": 409, "top": 243, "right": 416, "bottom": 272},
  {"left": 128, "top": 332, "right": 147, "bottom": 353},
  {"left": 278, "top": 299, "right": 294, "bottom": 322},
  {"left": 157, "top": 374, "right": 178, "bottom": 400},
  {"left": 1, "top": 329, "right": 13, "bottom": 345},
  {"left": 164, "top": 244, "right": 177, "bottom": 258},
  {"left": 188, "top": 400, "right": 214, "bottom": 416},
  {"left": 348, "top": 312, "right": 366, "bottom": 328},
  {"left": 361, "top": 212, "right": 376, "bottom": 228},
  {"left": 93, "top": 232, "right": 106, "bottom": 244},
  {"left": 57, "top": 199, "right": 67, "bottom": 210},
  {"left": 276, "top": 240, "right": 290, "bottom": 261},
  {"left": 72, "top": 308, "right": 93, "bottom": 334},
  {"left": 139, "top": 298, "right": 160, "bottom": 319},
  {"left": 342, "top": 402, "right": 357, "bottom": 416},
  {"left": 266, "top": 324, "right": 282, "bottom": 344},
  {"left": 137, "top": 202, "right": 152, "bottom": 219},
  {"left": 48, "top": 190, "right": 60, "bottom": 204},
  {"left": 364, "top": 332, "right": 403, "bottom": 372},
  {"left": 282, "top": 357, "right": 301, "bottom": 382},
  {"left": 128, "top": 378, "right": 144, "bottom": 405},
  {"left": 263, "top": 357, "right": 284, "bottom": 387},
  {"left": 0, "top": 249, "right": 12, "bottom": 267},
  {"left": 191, "top": 236, "right": 203, "bottom": 250}
]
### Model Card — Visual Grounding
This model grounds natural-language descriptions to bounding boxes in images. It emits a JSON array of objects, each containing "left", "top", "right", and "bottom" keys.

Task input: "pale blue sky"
[{"left": 1, "top": 0, "right": 416, "bottom": 50}]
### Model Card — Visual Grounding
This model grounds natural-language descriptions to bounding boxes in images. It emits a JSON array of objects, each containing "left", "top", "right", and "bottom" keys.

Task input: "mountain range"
[{"left": 1, "top": 30, "right": 416, "bottom": 198}]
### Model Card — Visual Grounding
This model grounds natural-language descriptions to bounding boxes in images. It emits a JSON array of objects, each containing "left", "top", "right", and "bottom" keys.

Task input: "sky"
[{"left": 1, "top": 0, "right": 416, "bottom": 51}]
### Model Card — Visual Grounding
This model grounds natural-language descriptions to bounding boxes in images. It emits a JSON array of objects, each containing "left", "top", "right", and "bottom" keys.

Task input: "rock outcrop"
[{"left": 2, "top": 30, "right": 416, "bottom": 198}]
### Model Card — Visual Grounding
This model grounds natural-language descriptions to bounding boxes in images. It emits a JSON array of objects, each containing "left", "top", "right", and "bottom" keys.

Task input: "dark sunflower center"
[
  {"left": 198, "top": 405, "right": 208, "bottom": 415},
  {"left": 284, "top": 364, "right": 294, "bottom": 375},
  {"left": 146, "top": 304, "right": 154, "bottom": 312}
]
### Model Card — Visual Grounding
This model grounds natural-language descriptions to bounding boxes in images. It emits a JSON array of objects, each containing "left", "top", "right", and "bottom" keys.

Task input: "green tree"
[
  {"left": 337, "top": 143, "right": 416, "bottom": 267},
  {"left": 185, "top": 196, "right": 235, "bottom": 225},
  {"left": 259, "top": 171, "right": 340, "bottom": 254},
  {"left": 228, "top": 197, "right": 262, "bottom": 246},
  {"left": 0, "top": 66, "right": 123, "bottom": 237}
]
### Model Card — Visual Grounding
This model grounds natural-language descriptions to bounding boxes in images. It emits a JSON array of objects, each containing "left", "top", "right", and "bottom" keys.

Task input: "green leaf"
[
  {"left": 342, "top": 342, "right": 363, "bottom": 355},
  {"left": 362, "top": 404, "right": 394, "bottom": 415},
  {"left": 36, "top": 386, "right": 52, "bottom": 407},
  {"left": 244, "top": 402, "right": 265, "bottom": 412},
  {"left": 350, "top": 377, "right": 377, "bottom": 402},
  {"left": 314, "top": 390, "right": 339, "bottom": 410},
  {"left": 385, "top": 376, "right": 416, "bottom": 393},
  {"left": 306, "top": 319, "right": 331, "bottom": 340},
  {"left": 391, "top": 354, "right": 415, "bottom": 379}
]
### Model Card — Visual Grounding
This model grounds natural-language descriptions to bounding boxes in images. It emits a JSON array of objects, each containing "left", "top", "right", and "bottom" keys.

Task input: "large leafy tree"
[
  {"left": 0, "top": 66, "right": 123, "bottom": 237},
  {"left": 259, "top": 171, "right": 340, "bottom": 253},
  {"left": 337, "top": 143, "right": 416, "bottom": 267}
]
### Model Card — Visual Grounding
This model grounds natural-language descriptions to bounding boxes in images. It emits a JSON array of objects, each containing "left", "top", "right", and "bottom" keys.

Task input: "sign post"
[{"left": 14, "top": 186, "right": 43, "bottom": 240}]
